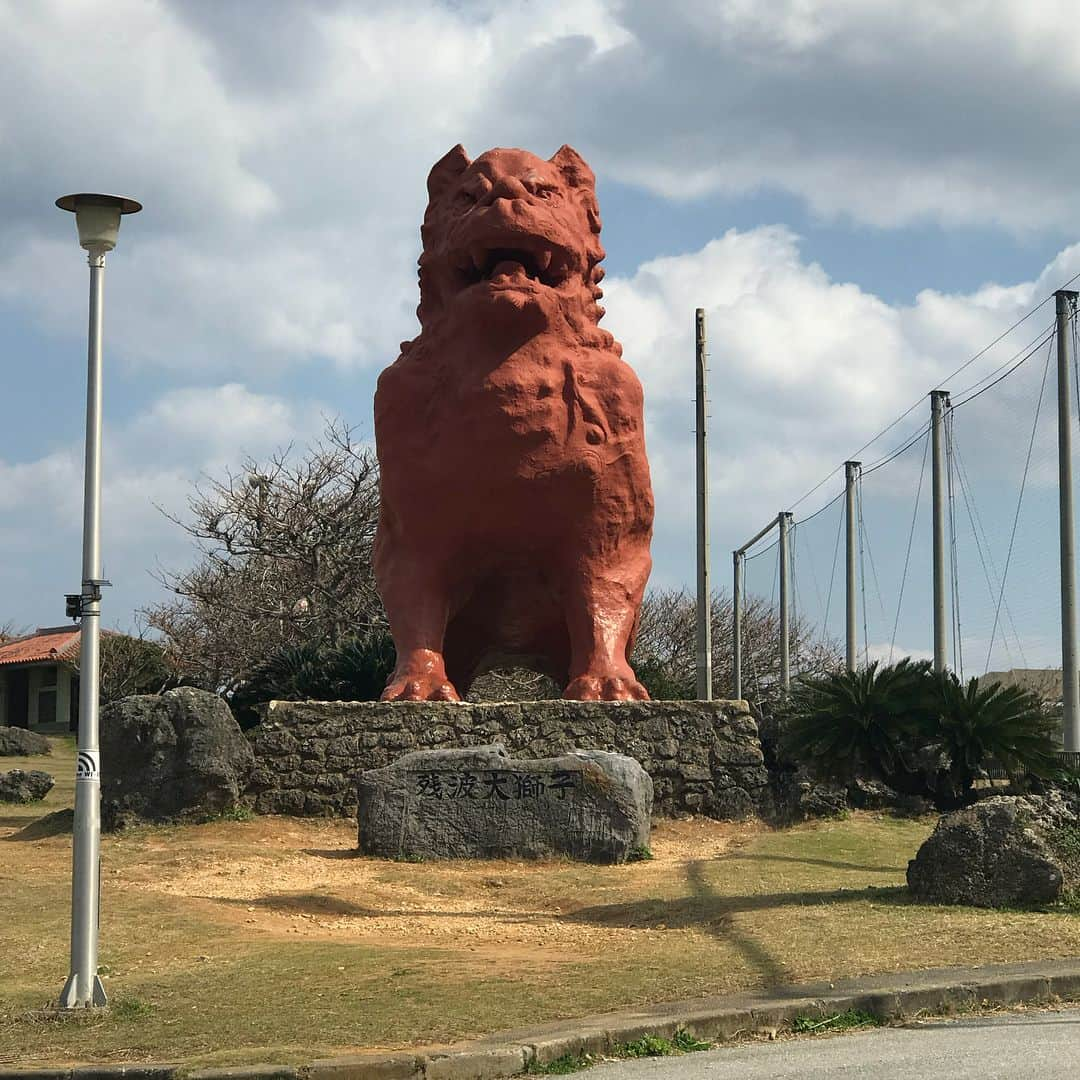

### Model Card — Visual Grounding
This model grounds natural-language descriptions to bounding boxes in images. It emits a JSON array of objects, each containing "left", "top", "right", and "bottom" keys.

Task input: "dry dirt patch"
[
  {"left": 130, "top": 815, "right": 759, "bottom": 958},
  {"left": 10, "top": 739, "right": 1080, "bottom": 1070}
]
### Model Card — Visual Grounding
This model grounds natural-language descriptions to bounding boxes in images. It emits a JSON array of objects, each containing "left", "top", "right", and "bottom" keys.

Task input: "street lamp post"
[{"left": 55, "top": 193, "right": 141, "bottom": 1010}]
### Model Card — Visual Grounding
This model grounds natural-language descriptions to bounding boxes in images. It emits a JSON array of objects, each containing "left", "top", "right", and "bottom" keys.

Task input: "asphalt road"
[{"left": 591, "top": 1009, "right": 1080, "bottom": 1080}]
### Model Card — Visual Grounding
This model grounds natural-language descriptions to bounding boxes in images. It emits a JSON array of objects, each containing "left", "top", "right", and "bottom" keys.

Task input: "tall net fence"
[
  {"left": 740, "top": 536, "right": 781, "bottom": 704},
  {"left": 734, "top": 297, "right": 1080, "bottom": 716},
  {"left": 946, "top": 324, "right": 1061, "bottom": 679},
  {"left": 853, "top": 420, "right": 934, "bottom": 669},
  {"left": 789, "top": 492, "right": 846, "bottom": 673}
]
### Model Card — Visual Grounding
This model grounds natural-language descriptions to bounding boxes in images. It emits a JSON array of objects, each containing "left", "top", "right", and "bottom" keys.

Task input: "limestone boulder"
[
  {"left": 357, "top": 743, "right": 652, "bottom": 863},
  {"left": 0, "top": 769, "right": 54, "bottom": 803},
  {"left": 906, "top": 793, "right": 1080, "bottom": 907},
  {"left": 0, "top": 727, "right": 51, "bottom": 756},
  {"left": 100, "top": 688, "right": 254, "bottom": 829}
]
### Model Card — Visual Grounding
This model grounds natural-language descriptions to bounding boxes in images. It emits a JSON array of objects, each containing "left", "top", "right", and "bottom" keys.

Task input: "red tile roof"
[{"left": 0, "top": 627, "right": 81, "bottom": 667}]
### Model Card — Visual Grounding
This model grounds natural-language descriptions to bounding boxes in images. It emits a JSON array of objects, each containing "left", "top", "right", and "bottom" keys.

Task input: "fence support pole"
[
  {"left": 845, "top": 461, "right": 860, "bottom": 671},
  {"left": 931, "top": 390, "right": 949, "bottom": 673},
  {"left": 1057, "top": 290, "right": 1080, "bottom": 752},
  {"left": 695, "top": 308, "right": 712, "bottom": 701},
  {"left": 779, "top": 511, "right": 792, "bottom": 692},
  {"left": 732, "top": 550, "right": 742, "bottom": 700}
]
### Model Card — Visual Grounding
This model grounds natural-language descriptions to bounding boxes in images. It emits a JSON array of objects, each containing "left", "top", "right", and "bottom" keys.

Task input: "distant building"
[{"left": 0, "top": 626, "right": 83, "bottom": 732}]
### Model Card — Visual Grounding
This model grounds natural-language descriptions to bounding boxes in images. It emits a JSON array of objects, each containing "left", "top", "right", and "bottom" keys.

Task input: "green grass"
[
  {"left": 6, "top": 738, "right": 1080, "bottom": 1069},
  {"left": 791, "top": 1009, "right": 882, "bottom": 1034},
  {"left": 525, "top": 1052, "right": 598, "bottom": 1074},
  {"left": 198, "top": 805, "right": 256, "bottom": 824},
  {"left": 524, "top": 1029, "right": 713, "bottom": 1074},
  {"left": 110, "top": 997, "right": 157, "bottom": 1022}
]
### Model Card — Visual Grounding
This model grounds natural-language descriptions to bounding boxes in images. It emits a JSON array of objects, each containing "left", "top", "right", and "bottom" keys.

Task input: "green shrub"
[
  {"left": 781, "top": 658, "right": 1075, "bottom": 810},
  {"left": 230, "top": 629, "right": 396, "bottom": 726},
  {"left": 780, "top": 659, "right": 932, "bottom": 792},
  {"left": 929, "top": 672, "right": 1065, "bottom": 806}
]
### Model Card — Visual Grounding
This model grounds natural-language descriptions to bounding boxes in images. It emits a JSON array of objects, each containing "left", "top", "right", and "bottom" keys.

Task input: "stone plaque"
[{"left": 356, "top": 743, "right": 651, "bottom": 863}]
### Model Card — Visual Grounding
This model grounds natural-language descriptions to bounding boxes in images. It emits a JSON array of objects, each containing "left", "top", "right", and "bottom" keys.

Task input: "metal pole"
[
  {"left": 60, "top": 250, "right": 108, "bottom": 1010},
  {"left": 931, "top": 390, "right": 949, "bottom": 674},
  {"left": 1057, "top": 290, "right": 1080, "bottom": 752},
  {"left": 732, "top": 550, "right": 742, "bottom": 700},
  {"left": 734, "top": 516, "right": 782, "bottom": 700},
  {"left": 779, "top": 511, "right": 792, "bottom": 692},
  {"left": 845, "top": 461, "right": 860, "bottom": 671},
  {"left": 695, "top": 309, "right": 712, "bottom": 701}
]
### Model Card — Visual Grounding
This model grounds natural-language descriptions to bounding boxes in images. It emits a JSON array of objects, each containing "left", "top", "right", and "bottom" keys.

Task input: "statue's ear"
[
  {"left": 550, "top": 144, "right": 595, "bottom": 190},
  {"left": 427, "top": 144, "right": 471, "bottom": 200}
]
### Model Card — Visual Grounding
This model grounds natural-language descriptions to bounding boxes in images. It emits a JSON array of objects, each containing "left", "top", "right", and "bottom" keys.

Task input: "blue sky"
[{"left": 3, "top": 0, "right": 1080, "bottom": 675}]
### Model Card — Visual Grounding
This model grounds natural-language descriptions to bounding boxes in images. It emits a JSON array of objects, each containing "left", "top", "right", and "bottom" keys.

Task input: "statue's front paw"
[
  {"left": 381, "top": 675, "right": 461, "bottom": 702},
  {"left": 564, "top": 673, "right": 649, "bottom": 702},
  {"left": 380, "top": 649, "right": 461, "bottom": 701}
]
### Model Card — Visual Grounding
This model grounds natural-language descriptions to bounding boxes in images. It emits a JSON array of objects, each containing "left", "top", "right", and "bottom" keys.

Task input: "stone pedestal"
[{"left": 247, "top": 699, "right": 767, "bottom": 820}]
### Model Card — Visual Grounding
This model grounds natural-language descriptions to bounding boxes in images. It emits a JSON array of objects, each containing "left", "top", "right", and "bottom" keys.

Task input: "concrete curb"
[{"left": 4, "top": 958, "right": 1079, "bottom": 1080}]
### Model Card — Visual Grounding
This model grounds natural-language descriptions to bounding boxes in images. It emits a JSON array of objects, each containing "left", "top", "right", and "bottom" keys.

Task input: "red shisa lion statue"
[{"left": 374, "top": 144, "right": 654, "bottom": 701}]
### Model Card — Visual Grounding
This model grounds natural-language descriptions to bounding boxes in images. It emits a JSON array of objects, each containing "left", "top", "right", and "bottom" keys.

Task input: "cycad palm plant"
[
  {"left": 228, "top": 630, "right": 396, "bottom": 727},
  {"left": 929, "top": 673, "right": 1064, "bottom": 806},
  {"left": 331, "top": 630, "right": 396, "bottom": 701},
  {"left": 780, "top": 658, "right": 933, "bottom": 791}
]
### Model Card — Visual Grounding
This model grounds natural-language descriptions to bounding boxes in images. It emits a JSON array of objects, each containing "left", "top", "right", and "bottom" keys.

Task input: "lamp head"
[{"left": 55, "top": 193, "right": 141, "bottom": 253}]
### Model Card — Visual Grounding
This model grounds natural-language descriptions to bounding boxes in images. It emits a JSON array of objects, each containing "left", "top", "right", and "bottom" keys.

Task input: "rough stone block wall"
[{"left": 246, "top": 699, "right": 768, "bottom": 821}]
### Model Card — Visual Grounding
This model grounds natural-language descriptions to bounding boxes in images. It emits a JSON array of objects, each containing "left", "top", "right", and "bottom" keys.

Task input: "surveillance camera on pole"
[{"left": 55, "top": 192, "right": 141, "bottom": 1010}]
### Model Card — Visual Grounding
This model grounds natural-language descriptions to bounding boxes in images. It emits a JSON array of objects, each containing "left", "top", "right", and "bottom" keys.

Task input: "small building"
[{"left": 0, "top": 626, "right": 81, "bottom": 733}]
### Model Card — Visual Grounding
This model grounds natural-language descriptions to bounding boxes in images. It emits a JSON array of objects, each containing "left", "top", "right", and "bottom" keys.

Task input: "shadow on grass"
[
  {"left": 563, "top": 861, "right": 913, "bottom": 987},
  {"left": 3, "top": 809, "right": 73, "bottom": 840},
  {"left": 563, "top": 881, "right": 911, "bottom": 929},
  {"left": 725, "top": 852, "right": 903, "bottom": 874},
  {"left": 205, "top": 891, "right": 559, "bottom": 923},
  {"left": 301, "top": 848, "right": 360, "bottom": 860},
  {"left": 213, "top": 892, "right": 379, "bottom": 917}
]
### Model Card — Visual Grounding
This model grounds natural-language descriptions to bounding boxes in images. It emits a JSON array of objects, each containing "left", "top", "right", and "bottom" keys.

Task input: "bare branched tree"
[
  {"left": 632, "top": 586, "right": 843, "bottom": 709},
  {"left": 142, "top": 418, "right": 840, "bottom": 706},
  {"left": 0, "top": 621, "right": 27, "bottom": 645},
  {"left": 144, "top": 419, "right": 384, "bottom": 692},
  {"left": 73, "top": 632, "right": 175, "bottom": 706}
]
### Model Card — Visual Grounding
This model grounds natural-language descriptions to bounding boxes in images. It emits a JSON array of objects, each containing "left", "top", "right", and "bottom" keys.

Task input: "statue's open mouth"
[{"left": 454, "top": 242, "right": 572, "bottom": 291}]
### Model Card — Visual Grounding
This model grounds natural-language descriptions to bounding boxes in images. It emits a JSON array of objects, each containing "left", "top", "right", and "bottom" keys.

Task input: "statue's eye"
[
  {"left": 529, "top": 183, "right": 556, "bottom": 201},
  {"left": 457, "top": 176, "right": 491, "bottom": 208}
]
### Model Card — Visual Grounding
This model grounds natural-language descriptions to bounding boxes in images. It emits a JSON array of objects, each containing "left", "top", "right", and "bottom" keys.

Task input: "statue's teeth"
[{"left": 491, "top": 260, "right": 527, "bottom": 279}]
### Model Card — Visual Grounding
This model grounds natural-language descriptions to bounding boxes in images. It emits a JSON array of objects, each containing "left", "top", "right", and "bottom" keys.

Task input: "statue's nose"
[{"left": 488, "top": 175, "right": 527, "bottom": 203}]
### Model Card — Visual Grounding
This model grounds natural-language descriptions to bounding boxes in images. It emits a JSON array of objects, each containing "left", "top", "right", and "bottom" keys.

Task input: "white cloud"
[
  {"left": 0, "top": 383, "right": 329, "bottom": 626},
  {"left": 0, "top": 0, "right": 633, "bottom": 377},
  {"left": 865, "top": 642, "right": 933, "bottom": 665},
  {"left": 601, "top": 227, "right": 1078, "bottom": 605},
  {"left": 5, "top": 0, "right": 1080, "bottom": 656},
  {"left": 6, "top": 0, "right": 1080, "bottom": 391},
  {"left": 499, "top": 0, "right": 1080, "bottom": 230},
  {"left": 129, "top": 383, "right": 325, "bottom": 460}
]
